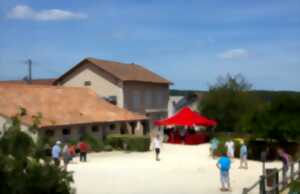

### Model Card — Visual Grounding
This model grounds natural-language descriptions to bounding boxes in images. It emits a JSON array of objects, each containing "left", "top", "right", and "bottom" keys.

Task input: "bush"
[
  {"left": 213, "top": 135, "right": 244, "bottom": 158},
  {"left": 81, "top": 133, "right": 104, "bottom": 152},
  {"left": 103, "top": 144, "right": 113, "bottom": 152},
  {"left": 107, "top": 134, "right": 150, "bottom": 152}
]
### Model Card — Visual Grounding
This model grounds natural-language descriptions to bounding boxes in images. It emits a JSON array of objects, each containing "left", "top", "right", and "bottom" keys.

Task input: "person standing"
[
  {"left": 68, "top": 144, "right": 76, "bottom": 162},
  {"left": 153, "top": 134, "right": 161, "bottom": 161},
  {"left": 217, "top": 152, "right": 232, "bottom": 192},
  {"left": 225, "top": 140, "right": 235, "bottom": 159},
  {"left": 78, "top": 139, "right": 89, "bottom": 162},
  {"left": 51, "top": 141, "right": 62, "bottom": 166},
  {"left": 62, "top": 144, "right": 71, "bottom": 170},
  {"left": 277, "top": 148, "right": 292, "bottom": 186},
  {"left": 239, "top": 142, "right": 248, "bottom": 169},
  {"left": 179, "top": 128, "right": 186, "bottom": 144},
  {"left": 210, "top": 137, "right": 219, "bottom": 159}
]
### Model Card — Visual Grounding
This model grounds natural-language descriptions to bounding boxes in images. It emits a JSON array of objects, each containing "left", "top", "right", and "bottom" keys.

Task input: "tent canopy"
[{"left": 155, "top": 107, "right": 217, "bottom": 127}]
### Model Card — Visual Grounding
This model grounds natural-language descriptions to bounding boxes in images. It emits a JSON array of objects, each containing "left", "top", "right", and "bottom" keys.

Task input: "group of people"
[
  {"left": 51, "top": 138, "right": 89, "bottom": 170},
  {"left": 212, "top": 137, "right": 294, "bottom": 192},
  {"left": 210, "top": 138, "right": 248, "bottom": 192}
]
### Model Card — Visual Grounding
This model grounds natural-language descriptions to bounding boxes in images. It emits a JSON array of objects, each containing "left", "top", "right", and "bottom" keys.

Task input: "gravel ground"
[{"left": 69, "top": 143, "right": 281, "bottom": 194}]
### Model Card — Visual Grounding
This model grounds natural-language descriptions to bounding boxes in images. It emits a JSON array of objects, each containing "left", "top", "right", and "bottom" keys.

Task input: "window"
[
  {"left": 62, "top": 128, "right": 71, "bottom": 135},
  {"left": 155, "top": 90, "right": 164, "bottom": 107},
  {"left": 145, "top": 90, "right": 152, "bottom": 108},
  {"left": 106, "top": 96, "right": 117, "bottom": 105},
  {"left": 109, "top": 124, "right": 115, "bottom": 130},
  {"left": 45, "top": 129, "right": 55, "bottom": 137},
  {"left": 92, "top": 125, "right": 99, "bottom": 133},
  {"left": 84, "top": 81, "right": 91, "bottom": 86},
  {"left": 132, "top": 90, "right": 140, "bottom": 110}
]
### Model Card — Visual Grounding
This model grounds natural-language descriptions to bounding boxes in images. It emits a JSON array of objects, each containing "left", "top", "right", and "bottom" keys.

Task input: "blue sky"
[{"left": 0, "top": 0, "right": 300, "bottom": 91}]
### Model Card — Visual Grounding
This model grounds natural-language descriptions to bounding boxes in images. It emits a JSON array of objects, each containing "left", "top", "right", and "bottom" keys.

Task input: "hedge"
[{"left": 107, "top": 134, "right": 150, "bottom": 152}]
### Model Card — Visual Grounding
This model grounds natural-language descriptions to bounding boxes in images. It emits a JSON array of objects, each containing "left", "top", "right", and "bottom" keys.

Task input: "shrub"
[
  {"left": 107, "top": 134, "right": 150, "bottom": 152},
  {"left": 103, "top": 144, "right": 113, "bottom": 152},
  {"left": 213, "top": 136, "right": 244, "bottom": 158},
  {"left": 81, "top": 133, "right": 104, "bottom": 152}
]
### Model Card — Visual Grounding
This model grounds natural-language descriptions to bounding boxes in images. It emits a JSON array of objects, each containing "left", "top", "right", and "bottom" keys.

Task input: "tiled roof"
[
  {"left": 0, "top": 84, "right": 146, "bottom": 128},
  {"left": 0, "top": 79, "right": 55, "bottom": 85},
  {"left": 55, "top": 58, "right": 172, "bottom": 84}
]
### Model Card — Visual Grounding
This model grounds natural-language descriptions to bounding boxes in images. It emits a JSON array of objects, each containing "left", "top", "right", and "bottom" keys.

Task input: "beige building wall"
[{"left": 60, "top": 63, "right": 124, "bottom": 107}]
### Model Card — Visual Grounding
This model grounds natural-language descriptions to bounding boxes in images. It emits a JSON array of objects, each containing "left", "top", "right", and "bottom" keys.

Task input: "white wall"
[
  {"left": 0, "top": 116, "right": 37, "bottom": 141},
  {"left": 168, "top": 96, "right": 184, "bottom": 117},
  {"left": 62, "top": 65, "right": 124, "bottom": 107},
  {"left": 0, "top": 116, "right": 6, "bottom": 137}
]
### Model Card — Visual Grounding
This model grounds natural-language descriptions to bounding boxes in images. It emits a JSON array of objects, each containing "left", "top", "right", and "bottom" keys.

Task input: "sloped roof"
[
  {"left": 0, "top": 84, "right": 146, "bottom": 128},
  {"left": 54, "top": 58, "right": 172, "bottom": 84},
  {"left": 0, "top": 79, "right": 55, "bottom": 85}
]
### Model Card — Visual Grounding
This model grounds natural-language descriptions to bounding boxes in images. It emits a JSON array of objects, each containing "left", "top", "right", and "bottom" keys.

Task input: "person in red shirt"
[
  {"left": 68, "top": 144, "right": 76, "bottom": 162},
  {"left": 78, "top": 138, "right": 89, "bottom": 162}
]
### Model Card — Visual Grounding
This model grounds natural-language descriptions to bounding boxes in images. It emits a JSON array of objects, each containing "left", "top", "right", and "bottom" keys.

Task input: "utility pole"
[{"left": 27, "top": 59, "right": 32, "bottom": 84}]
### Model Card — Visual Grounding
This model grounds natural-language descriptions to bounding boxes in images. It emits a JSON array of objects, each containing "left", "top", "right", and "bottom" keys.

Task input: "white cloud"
[
  {"left": 218, "top": 48, "right": 250, "bottom": 60},
  {"left": 7, "top": 5, "right": 87, "bottom": 21}
]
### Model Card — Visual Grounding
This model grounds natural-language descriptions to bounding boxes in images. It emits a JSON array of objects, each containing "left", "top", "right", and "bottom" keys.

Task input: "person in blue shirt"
[
  {"left": 51, "top": 141, "right": 62, "bottom": 166},
  {"left": 217, "top": 152, "right": 231, "bottom": 192},
  {"left": 239, "top": 141, "right": 248, "bottom": 169}
]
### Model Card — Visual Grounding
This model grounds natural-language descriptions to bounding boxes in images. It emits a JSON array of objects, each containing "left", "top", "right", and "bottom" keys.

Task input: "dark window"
[
  {"left": 92, "top": 125, "right": 99, "bottom": 133},
  {"left": 62, "top": 128, "right": 71, "bottom": 135},
  {"left": 84, "top": 81, "right": 91, "bottom": 86},
  {"left": 109, "top": 124, "right": 115, "bottom": 130},
  {"left": 105, "top": 96, "right": 117, "bottom": 105},
  {"left": 45, "top": 129, "right": 54, "bottom": 137}
]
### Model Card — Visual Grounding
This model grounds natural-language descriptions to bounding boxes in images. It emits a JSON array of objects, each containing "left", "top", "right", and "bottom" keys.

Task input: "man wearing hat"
[{"left": 52, "top": 140, "right": 62, "bottom": 166}]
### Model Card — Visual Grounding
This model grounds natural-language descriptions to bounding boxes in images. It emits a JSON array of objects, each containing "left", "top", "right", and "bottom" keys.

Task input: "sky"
[{"left": 0, "top": 0, "right": 300, "bottom": 91}]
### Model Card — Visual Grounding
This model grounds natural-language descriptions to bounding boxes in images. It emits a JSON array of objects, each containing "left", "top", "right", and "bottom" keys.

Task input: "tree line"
[{"left": 199, "top": 74, "right": 300, "bottom": 142}]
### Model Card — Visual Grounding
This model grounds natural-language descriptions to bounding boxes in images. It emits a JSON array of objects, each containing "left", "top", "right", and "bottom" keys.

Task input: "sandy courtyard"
[{"left": 69, "top": 143, "right": 281, "bottom": 194}]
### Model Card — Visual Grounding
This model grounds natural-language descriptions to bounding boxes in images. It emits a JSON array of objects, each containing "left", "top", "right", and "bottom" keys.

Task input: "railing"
[{"left": 242, "top": 160, "right": 300, "bottom": 194}]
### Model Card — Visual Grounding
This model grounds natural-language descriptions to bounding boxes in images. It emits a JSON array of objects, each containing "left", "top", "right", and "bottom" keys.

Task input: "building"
[
  {"left": 0, "top": 83, "right": 147, "bottom": 141},
  {"left": 54, "top": 57, "right": 172, "bottom": 130},
  {"left": 168, "top": 91, "right": 205, "bottom": 116}
]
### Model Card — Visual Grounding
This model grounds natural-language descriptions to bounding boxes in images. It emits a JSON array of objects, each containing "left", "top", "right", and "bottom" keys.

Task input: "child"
[
  {"left": 217, "top": 151, "right": 231, "bottom": 192},
  {"left": 239, "top": 141, "right": 248, "bottom": 169},
  {"left": 153, "top": 134, "right": 161, "bottom": 161}
]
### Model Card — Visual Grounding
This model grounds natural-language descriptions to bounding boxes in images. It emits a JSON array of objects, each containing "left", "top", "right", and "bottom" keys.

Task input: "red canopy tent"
[
  {"left": 155, "top": 107, "right": 217, "bottom": 145},
  {"left": 155, "top": 106, "right": 217, "bottom": 127}
]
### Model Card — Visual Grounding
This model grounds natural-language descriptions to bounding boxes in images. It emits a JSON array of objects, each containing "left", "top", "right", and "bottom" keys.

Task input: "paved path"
[{"left": 69, "top": 143, "right": 281, "bottom": 194}]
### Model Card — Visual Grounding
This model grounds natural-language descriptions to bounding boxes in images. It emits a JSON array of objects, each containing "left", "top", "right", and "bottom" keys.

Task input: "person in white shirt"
[
  {"left": 153, "top": 134, "right": 161, "bottom": 161},
  {"left": 225, "top": 140, "right": 235, "bottom": 159}
]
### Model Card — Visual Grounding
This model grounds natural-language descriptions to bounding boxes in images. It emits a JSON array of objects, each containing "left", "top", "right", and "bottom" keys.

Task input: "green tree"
[
  {"left": 0, "top": 109, "right": 74, "bottom": 194},
  {"left": 243, "top": 94, "right": 300, "bottom": 141},
  {"left": 199, "top": 74, "right": 262, "bottom": 131}
]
